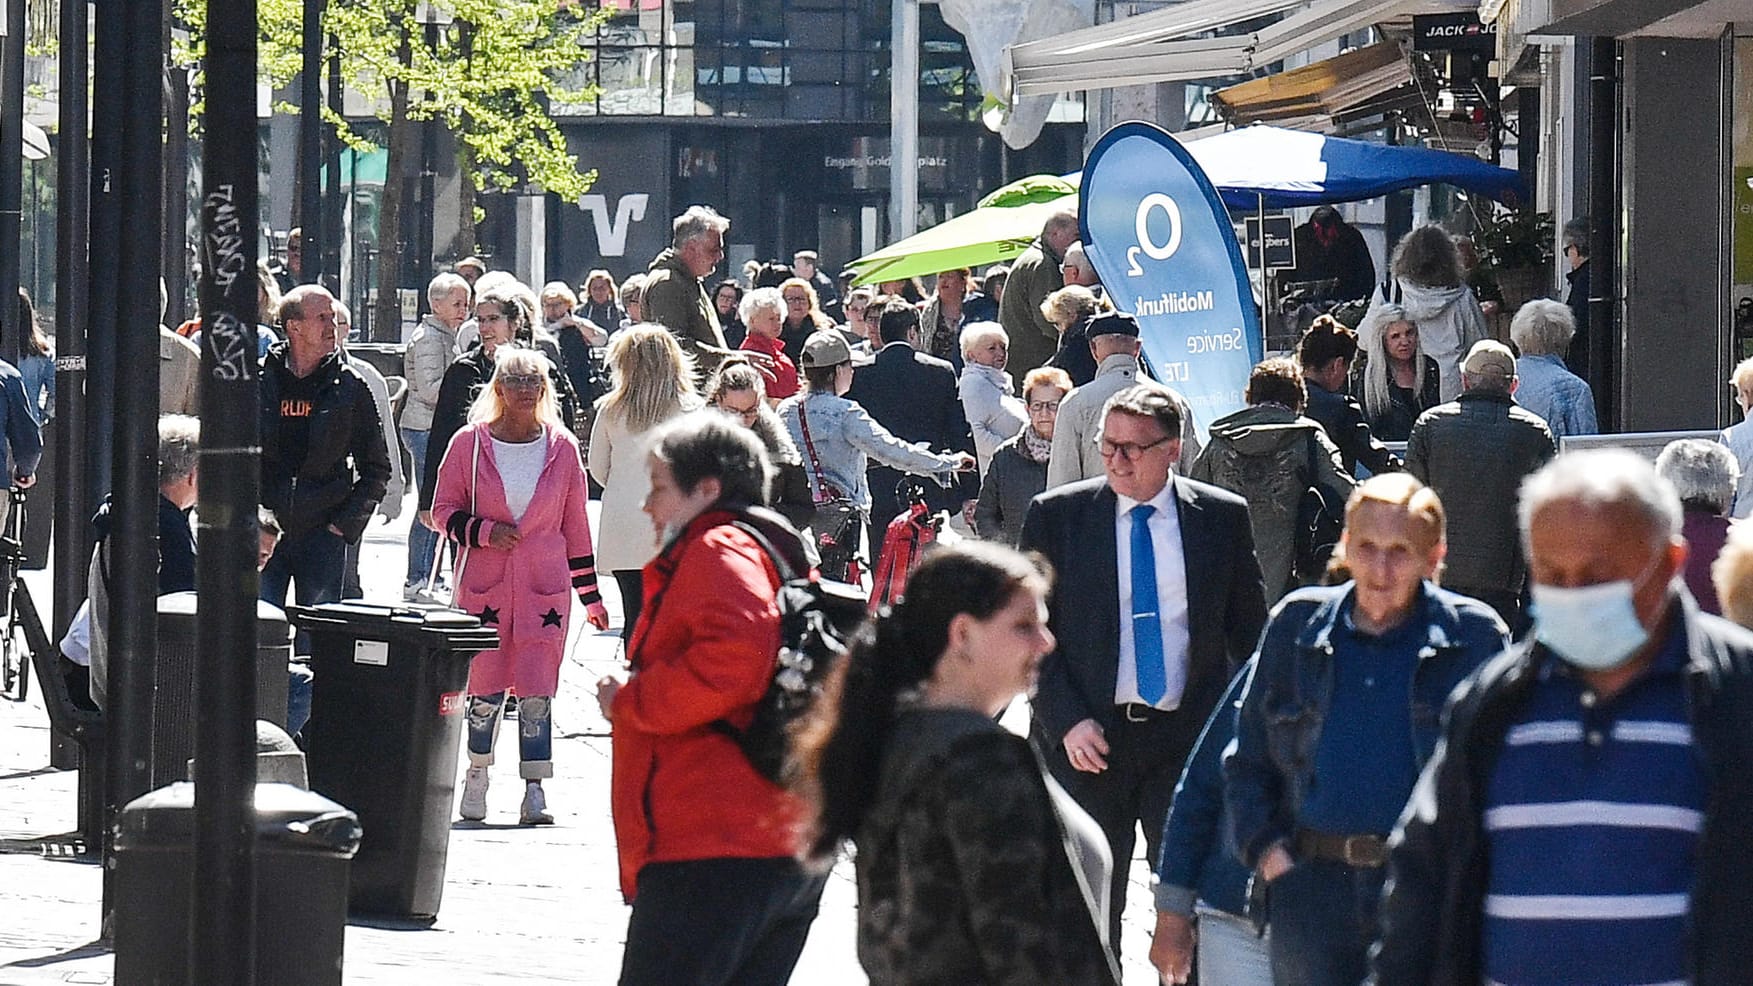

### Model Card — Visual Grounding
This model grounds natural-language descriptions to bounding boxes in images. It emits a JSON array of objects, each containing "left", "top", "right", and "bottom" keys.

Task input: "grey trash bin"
[
  {"left": 153, "top": 593, "right": 293, "bottom": 787},
  {"left": 112, "top": 780, "right": 361, "bottom": 986}
]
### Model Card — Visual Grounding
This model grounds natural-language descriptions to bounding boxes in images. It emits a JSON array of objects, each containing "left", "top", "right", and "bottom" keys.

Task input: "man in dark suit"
[
  {"left": 848, "top": 301, "right": 977, "bottom": 552},
  {"left": 1021, "top": 384, "right": 1268, "bottom": 956}
]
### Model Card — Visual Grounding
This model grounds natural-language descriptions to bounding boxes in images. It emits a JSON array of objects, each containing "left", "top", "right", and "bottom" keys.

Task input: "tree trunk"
[
  {"left": 372, "top": 36, "right": 413, "bottom": 342},
  {"left": 448, "top": 21, "right": 478, "bottom": 262},
  {"left": 451, "top": 145, "right": 477, "bottom": 262}
]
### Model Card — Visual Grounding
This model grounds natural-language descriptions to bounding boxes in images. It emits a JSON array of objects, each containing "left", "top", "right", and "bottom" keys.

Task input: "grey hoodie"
[{"left": 1373, "top": 280, "right": 1489, "bottom": 402}]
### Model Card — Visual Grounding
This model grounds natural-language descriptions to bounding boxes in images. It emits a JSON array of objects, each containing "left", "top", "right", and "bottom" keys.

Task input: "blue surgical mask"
[{"left": 1529, "top": 559, "right": 1663, "bottom": 671}]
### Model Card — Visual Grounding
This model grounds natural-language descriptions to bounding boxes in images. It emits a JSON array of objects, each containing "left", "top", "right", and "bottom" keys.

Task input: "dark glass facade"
[{"left": 555, "top": 0, "right": 985, "bottom": 122}]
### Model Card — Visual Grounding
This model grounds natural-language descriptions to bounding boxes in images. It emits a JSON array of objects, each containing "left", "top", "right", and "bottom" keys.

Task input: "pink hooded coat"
[{"left": 431, "top": 422, "right": 609, "bottom": 696}]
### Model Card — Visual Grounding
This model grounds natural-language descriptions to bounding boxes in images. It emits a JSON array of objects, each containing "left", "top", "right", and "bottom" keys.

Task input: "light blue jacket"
[{"left": 778, "top": 390, "right": 963, "bottom": 511}]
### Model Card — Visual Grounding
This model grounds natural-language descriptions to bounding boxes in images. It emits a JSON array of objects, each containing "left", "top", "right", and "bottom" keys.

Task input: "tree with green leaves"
[{"left": 174, "top": 0, "right": 604, "bottom": 335}]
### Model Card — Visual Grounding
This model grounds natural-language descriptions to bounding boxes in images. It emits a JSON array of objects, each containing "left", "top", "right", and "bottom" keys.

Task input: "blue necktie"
[{"left": 1130, "top": 504, "right": 1166, "bottom": 704}]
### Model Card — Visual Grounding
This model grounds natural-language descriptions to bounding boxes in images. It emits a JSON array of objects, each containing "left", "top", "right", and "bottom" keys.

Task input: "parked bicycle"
[{"left": 0, "top": 486, "right": 50, "bottom": 702}]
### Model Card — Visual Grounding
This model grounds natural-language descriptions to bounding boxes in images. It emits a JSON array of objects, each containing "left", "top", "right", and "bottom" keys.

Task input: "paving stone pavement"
[{"left": 0, "top": 499, "right": 1166, "bottom": 984}]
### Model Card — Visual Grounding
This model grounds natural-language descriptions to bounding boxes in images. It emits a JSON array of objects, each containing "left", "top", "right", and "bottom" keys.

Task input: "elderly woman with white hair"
[
  {"left": 956, "top": 321, "right": 1025, "bottom": 474},
  {"left": 1720, "top": 356, "right": 1753, "bottom": 518},
  {"left": 1655, "top": 438, "right": 1739, "bottom": 616},
  {"left": 1510, "top": 298, "right": 1598, "bottom": 439}
]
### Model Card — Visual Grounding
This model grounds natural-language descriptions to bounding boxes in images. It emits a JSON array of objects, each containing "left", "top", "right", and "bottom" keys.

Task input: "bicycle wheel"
[{"left": 0, "top": 626, "right": 26, "bottom": 702}]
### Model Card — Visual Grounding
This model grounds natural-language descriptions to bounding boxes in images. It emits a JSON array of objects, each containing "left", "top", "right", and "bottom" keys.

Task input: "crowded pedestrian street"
[
  {"left": 0, "top": 501, "right": 1174, "bottom": 984},
  {"left": 6, "top": 0, "right": 1753, "bottom": 980}
]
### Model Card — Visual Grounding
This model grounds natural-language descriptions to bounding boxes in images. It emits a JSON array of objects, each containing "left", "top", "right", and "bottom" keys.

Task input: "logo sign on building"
[
  {"left": 1412, "top": 13, "right": 1497, "bottom": 53},
  {"left": 1244, "top": 216, "right": 1297, "bottom": 270},
  {"left": 1080, "top": 121, "right": 1262, "bottom": 439}
]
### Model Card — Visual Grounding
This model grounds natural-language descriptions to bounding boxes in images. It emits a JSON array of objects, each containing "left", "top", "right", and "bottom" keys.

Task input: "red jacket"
[
  {"left": 739, "top": 333, "right": 800, "bottom": 399},
  {"left": 608, "top": 508, "right": 802, "bottom": 901}
]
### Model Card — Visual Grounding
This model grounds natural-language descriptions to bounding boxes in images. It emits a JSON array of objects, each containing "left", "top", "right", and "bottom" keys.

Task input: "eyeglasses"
[
  {"left": 783, "top": 295, "right": 809, "bottom": 304},
  {"left": 1027, "top": 400, "right": 1061, "bottom": 414},
  {"left": 1097, "top": 435, "right": 1173, "bottom": 461},
  {"left": 718, "top": 403, "right": 761, "bottom": 420},
  {"left": 499, "top": 373, "right": 545, "bottom": 390}
]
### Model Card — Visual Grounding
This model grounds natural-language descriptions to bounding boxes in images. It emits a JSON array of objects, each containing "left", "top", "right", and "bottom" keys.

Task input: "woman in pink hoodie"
[{"left": 432, "top": 346, "right": 611, "bottom": 825}]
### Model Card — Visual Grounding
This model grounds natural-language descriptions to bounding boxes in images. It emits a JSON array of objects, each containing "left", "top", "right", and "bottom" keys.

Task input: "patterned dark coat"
[{"left": 855, "top": 707, "right": 1117, "bottom": 986}]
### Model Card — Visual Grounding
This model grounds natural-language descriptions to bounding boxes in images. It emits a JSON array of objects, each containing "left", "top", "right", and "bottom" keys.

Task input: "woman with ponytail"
[{"left": 792, "top": 542, "right": 1120, "bottom": 985}]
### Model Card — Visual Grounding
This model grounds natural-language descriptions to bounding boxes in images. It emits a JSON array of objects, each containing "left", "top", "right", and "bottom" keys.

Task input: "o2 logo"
[{"left": 1125, "top": 193, "right": 1183, "bottom": 276}]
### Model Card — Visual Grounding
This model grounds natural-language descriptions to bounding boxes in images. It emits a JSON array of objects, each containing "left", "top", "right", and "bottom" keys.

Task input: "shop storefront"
[{"left": 536, "top": 121, "right": 1084, "bottom": 287}]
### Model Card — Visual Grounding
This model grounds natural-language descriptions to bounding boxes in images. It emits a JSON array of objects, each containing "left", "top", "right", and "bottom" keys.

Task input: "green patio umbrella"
[{"left": 848, "top": 174, "right": 1077, "bottom": 287}]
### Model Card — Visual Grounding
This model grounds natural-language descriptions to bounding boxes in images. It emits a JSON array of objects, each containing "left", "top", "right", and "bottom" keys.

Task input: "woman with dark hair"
[
  {"left": 1298, "top": 316, "right": 1400, "bottom": 477},
  {"left": 705, "top": 358, "right": 815, "bottom": 530},
  {"left": 793, "top": 542, "right": 1119, "bottom": 985},
  {"left": 712, "top": 279, "right": 746, "bottom": 348},
  {"left": 417, "top": 287, "right": 580, "bottom": 536},
  {"left": 13, "top": 288, "right": 52, "bottom": 428},
  {"left": 1351, "top": 302, "right": 1440, "bottom": 442},
  {"left": 1367, "top": 226, "right": 1488, "bottom": 402},
  {"left": 778, "top": 331, "right": 971, "bottom": 580}
]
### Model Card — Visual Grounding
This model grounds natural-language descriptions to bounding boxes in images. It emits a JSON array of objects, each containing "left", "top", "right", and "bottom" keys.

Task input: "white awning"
[{"left": 1004, "top": 0, "right": 1416, "bottom": 98}]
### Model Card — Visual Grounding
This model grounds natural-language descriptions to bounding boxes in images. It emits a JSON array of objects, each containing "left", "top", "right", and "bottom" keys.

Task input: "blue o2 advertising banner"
[{"left": 1079, "top": 121, "right": 1262, "bottom": 440}]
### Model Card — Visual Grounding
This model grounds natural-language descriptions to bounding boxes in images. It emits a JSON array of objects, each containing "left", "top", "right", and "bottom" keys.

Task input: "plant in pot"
[{"left": 1474, "top": 207, "right": 1556, "bottom": 318}]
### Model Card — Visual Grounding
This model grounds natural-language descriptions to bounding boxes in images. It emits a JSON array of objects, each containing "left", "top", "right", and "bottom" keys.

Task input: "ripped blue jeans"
[{"left": 465, "top": 692, "right": 553, "bottom": 779}]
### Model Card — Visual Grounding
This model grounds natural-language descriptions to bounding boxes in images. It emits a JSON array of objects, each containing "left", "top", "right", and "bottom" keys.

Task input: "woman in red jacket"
[
  {"left": 432, "top": 347, "right": 611, "bottom": 825},
  {"left": 596, "top": 412, "right": 826, "bottom": 986}
]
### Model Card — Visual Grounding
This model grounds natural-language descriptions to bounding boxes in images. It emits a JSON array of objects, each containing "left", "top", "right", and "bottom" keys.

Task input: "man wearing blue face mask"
[{"left": 1374, "top": 449, "right": 1753, "bottom": 986}]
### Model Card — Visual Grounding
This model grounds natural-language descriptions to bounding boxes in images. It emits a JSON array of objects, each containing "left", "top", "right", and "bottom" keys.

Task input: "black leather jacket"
[
  {"left": 1374, "top": 593, "right": 1753, "bottom": 986},
  {"left": 259, "top": 344, "right": 391, "bottom": 542}
]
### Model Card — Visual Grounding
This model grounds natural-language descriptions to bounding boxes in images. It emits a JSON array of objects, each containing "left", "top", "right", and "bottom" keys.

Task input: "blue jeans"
[
  {"left": 287, "top": 663, "right": 314, "bottom": 736},
  {"left": 1267, "top": 858, "right": 1384, "bottom": 986},
  {"left": 619, "top": 857, "right": 826, "bottom": 986},
  {"left": 1197, "top": 905, "right": 1273, "bottom": 986},
  {"left": 261, "top": 526, "right": 346, "bottom": 610},
  {"left": 466, "top": 691, "right": 553, "bottom": 779},
  {"left": 401, "top": 427, "right": 439, "bottom": 586}
]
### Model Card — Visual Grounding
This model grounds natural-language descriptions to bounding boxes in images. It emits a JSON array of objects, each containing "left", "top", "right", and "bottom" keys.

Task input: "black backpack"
[{"left": 710, "top": 511, "right": 869, "bottom": 784}]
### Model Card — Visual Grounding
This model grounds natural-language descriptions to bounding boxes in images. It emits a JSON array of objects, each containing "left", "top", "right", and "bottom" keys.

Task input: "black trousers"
[
  {"left": 612, "top": 570, "right": 643, "bottom": 644},
  {"left": 1044, "top": 706, "right": 1205, "bottom": 956},
  {"left": 619, "top": 857, "right": 827, "bottom": 986}
]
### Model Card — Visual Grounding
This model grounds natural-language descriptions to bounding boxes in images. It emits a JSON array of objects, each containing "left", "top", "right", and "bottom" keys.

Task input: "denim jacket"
[
  {"left": 1157, "top": 662, "right": 1254, "bottom": 919},
  {"left": 1223, "top": 582, "right": 1507, "bottom": 868},
  {"left": 777, "top": 391, "right": 964, "bottom": 511}
]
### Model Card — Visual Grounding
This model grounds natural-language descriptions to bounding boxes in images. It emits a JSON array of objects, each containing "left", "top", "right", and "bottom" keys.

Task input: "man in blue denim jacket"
[{"left": 1224, "top": 473, "right": 1507, "bottom": 986}]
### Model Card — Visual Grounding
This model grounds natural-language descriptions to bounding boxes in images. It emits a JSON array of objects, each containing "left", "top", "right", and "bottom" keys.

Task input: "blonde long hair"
[
  {"left": 468, "top": 346, "right": 563, "bottom": 429},
  {"left": 1355, "top": 303, "right": 1422, "bottom": 423},
  {"left": 599, "top": 324, "right": 700, "bottom": 432}
]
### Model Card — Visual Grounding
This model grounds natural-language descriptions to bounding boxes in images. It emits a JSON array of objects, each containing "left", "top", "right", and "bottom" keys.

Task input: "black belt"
[
  {"left": 1294, "top": 829, "right": 1388, "bottom": 868},
  {"left": 1117, "top": 702, "right": 1173, "bottom": 723}
]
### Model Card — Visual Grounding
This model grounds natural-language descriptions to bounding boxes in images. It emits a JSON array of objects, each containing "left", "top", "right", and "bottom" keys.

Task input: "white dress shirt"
[{"left": 1114, "top": 481, "right": 1192, "bottom": 709}]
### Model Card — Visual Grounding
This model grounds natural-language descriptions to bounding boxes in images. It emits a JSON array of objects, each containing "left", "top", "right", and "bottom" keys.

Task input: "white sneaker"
[
  {"left": 519, "top": 781, "right": 553, "bottom": 826},
  {"left": 459, "top": 766, "right": 488, "bottom": 821},
  {"left": 403, "top": 582, "right": 424, "bottom": 602}
]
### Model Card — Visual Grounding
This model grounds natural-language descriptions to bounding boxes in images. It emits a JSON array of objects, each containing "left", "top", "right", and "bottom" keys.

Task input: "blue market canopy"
[{"left": 1182, "top": 125, "right": 1527, "bottom": 210}]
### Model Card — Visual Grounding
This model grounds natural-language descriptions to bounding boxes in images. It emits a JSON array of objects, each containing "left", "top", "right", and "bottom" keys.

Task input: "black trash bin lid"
[
  {"left": 115, "top": 781, "right": 362, "bottom": 856},
  {"left": 285, "top": 602, "right": 499, "bottom": 651}
]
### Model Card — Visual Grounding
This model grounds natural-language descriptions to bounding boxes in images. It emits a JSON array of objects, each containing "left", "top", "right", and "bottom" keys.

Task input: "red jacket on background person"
[
  {"left": 608, "top": 507, "right": 802, "bottom": 901},
  {"left": 739, "top": 332, "right": 800, "bottom": 399}
]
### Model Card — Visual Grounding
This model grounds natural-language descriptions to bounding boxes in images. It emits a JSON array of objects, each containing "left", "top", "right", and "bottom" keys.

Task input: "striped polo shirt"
[{"left": 1482, "top": 627, "right": 1703, "bottom": 986}]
